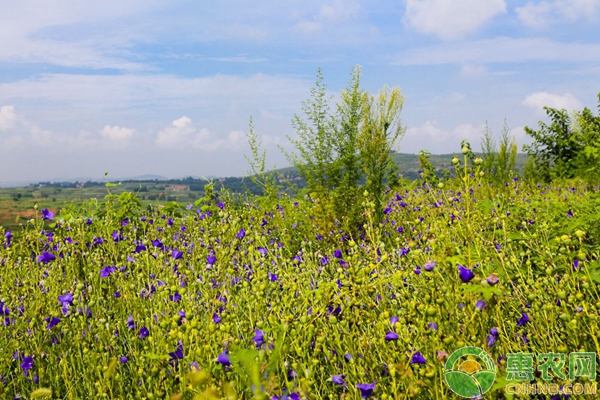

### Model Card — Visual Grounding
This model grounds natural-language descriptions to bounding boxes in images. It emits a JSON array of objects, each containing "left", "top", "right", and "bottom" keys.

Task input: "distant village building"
[{"left": 165, "top": 185, "right": 190, "bottom": 191}]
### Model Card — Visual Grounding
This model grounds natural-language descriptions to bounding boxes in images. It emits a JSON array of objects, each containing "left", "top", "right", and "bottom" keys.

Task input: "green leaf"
[
  {"left": 460, "top": 285, "right": 503, "bottom": 301},
  {"left": 144, "top": 353, "right": 170, "bottom": 360},
  {"left": 476, "top": 199, "right": 494, "bottom": 215}
]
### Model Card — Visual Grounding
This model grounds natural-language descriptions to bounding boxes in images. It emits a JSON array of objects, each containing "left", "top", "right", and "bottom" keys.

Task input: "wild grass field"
[{"left": 1, "top": 160, "right": 599, "bottom": 399}]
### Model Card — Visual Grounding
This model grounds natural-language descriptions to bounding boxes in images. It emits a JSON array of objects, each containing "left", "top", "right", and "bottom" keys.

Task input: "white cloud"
[
  {"left": 294, "top": 0, "right": 360, "bottom": 34},
  {"left": 0, "top": 1, "right": 162, "bottom": 70},
  {"left": 0, "top": 104, "right": 138, "bottom": 151},
  {"left": 395, "top": 37, "right": 600, "bottom": 65},
  {"left": 155, "top": 117, "right": 246, "bottom": 152},
  {"left": 460, "top": 64, "right": 487, "bottom": 77},
  {"left": 516, "top": 0, "right": 600, "bottom": 28},
  {"left": 404, "top": 121, "right": 485, "bottom": 153},
  {"left": 156, "top": 116, "right": 196, "bottom": 148},
  {"left": 404, "top": 0, "right": 507, "bottom": 40},
  {"left": 522, "top": 92, "right": 584, "bottom": 115},
  {"left": 99, "top": 125, "right": 136, "bottom": 146},
  {"left": 0, "top": 106, "right": 17, "bottom": 131}
]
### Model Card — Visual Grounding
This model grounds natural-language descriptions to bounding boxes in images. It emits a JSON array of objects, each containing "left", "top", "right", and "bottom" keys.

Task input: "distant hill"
[
  {"left": 271, "top": 152, "right": 529, "bottom": 181},
  {"left": 14, "top": 152, "right": 530, "bottom": 192}
]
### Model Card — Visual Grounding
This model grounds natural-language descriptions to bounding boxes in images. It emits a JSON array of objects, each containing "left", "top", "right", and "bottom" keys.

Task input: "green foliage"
[
  {"left": 358, "top": 85, "right": 405, "bottom": 224},
  {"left": 417, "top": 150, "right": 440, "bottom": 186},
  {"left": 282, "top": 67, "right": 405, "bottom": 232},
  {"left": 480, "top": 121, "right": 517, "bottom": 185},
  {"left": 524, "top": 93, "right": 600, "bottom": 183},
  {"left": 2, "top": 176, "right": 600, "bottom": 399},
  {"left": 244, "top": 116, "right": 280, "bottom": 201},
  {"left": 332, "top": 65, "right": 369, "bottom": 231}
]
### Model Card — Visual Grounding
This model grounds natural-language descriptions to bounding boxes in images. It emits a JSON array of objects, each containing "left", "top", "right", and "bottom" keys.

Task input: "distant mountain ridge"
[{"left": 3, "top": 153, "right": 529, "bottom": 189}]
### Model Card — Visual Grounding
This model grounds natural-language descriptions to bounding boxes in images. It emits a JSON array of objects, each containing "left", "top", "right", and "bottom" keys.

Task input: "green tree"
[
  {"left": 575, "top": 94, "right": 600, "bottom": 184},
  {"left": 524, "top": 93, "right": 600, "bottom": 183},
  {"left": 524, "top": 107, "right": 581, "bottom": 181},
  {"left": 481, "top": 121, "right": 517, "bottom": 184},
  {"left": 333, "top": 66, "right": 369, "bottom": 229},
  {"left": 358, "top": 85, "right": 405, "bottom": 224}
]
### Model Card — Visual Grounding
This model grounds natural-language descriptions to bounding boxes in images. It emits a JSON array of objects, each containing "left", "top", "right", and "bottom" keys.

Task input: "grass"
[{"left": 1, "top": 166, "right": 599, "bottom": 399}]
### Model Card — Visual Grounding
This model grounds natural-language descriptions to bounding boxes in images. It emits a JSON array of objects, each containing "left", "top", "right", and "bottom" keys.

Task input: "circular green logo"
[{"left": 444, "top": 346, "right": 497, "bottom": 398}]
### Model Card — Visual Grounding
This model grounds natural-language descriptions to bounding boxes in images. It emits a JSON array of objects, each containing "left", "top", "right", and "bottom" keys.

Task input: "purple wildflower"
[
  {"left": 332, "top": 374, "right": 346, "bottom": 386},
  {"left": 410, "top": 352, "right": 427, "bottom": 364},
  {"left": 172, "top": 249, "right": 184, "bottom": 260},
  {"left": 45, "top": 317, "right": 61, "bottom": 330},
  {"left": 423, "top": 260, "right": 436, "bottom": 272},
  {"left": 458, "top": 265, "right": 475, "bottom": 283},
  {"left": 100, "top": 265, "right": 116, "bottom": 278},
  {"left": 253, "top": 329, "right": 266, "bottom": 348},
  {"left": 41, "top": 209, "right": 54, "bottom": 220},
  {"left": 21, "top": 356, "right": 34, "bottom": 371},
  {"left": 217, "top": 350, "right": 230, "bottom": 366},
  {"left": 139, "top": 326, "right": 149, "bottom": 339},
  {"left": 385, "top": 332, "right": 399, "bottom": 341},
  {"left": 57, "top": 293, "right": 74, "bottom": 307},
  {"left": 356, "top": 382, "right": 376, "bottom": 399},
  {"left": 37, "top": 251, "right": 56, "bottom": 264},
  {"left": 517, "top": 310, "right": 530, "bottom": 326}
]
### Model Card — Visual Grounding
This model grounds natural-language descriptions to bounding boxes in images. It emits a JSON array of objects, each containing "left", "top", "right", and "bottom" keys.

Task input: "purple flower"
[
  {"left": 212, "top": 312, "right": 222, "bottom": 324},
  {"left": 334, "top": 249, "right": 343, "bottom": 259},
  {"left": 236, "top": 228, "right": 246, "bottom": 239},
  {"left": 428, "top": 322, "right": 438, "bottom": 330},
  {"left": 423, "top": 260, "right": 436, "bottom": 272},
  {"left": 20, "top": 355, "right": 34, "bottom": 371},
  {"left": 4, "top": 230, "right": 12, "bottom": 247},
  {"left": 385, "top": 332, "right": 399, "bottom": 341},
  {"left": 151, "top": 239, "right": 163, "bottom": 248},
  {"left": 410, "top": 352, "right": 427, "bottom": 364},
  {"left": 134, "top": 244, "right": 147, "bottom": 253},
  {"left": 217, "top": 350, "right": 230, "bottom": 366},
  {"left": 487, "top": 327, "right": 499, "bottom": 348},
  {"left": 45, "top": 317, "right": 61, "bottom": 330},
  {"left": 207, "top": 254, "right": 216, "bottom": 265},
  {"left": 100, "top": 265, "right": 116, "bottom": 278},
  {"left": 475, "top": 300, "right": 487, "bottom": 311},
  {"left": 120, "top": 356, "right": 128, "bottom": 363},
  {"left": 486, "top": 274, "right": 499, "bottom": 285},
  {"left": 172, "top": 249, "right": 184, "bottom": 260},
  {"left": 41, "top": 209, "right": 54, "bottom": 220},
  {"left": 170, "top": 292, "right": 182, "bottom": 302},
  {"left": 57, "top": 293, "right": 74, "bottom": 307},
  {"left": 458, "top": 265, "right": 474, "bottom": 283},
  {"left": 37, "top": 251, "right": 56, "bottom": 264},
  {"left": 356, "top": 382, "right": 376, "bottom": 399},
  {"left": 169, "top": 342, "right": 184, "bottom": 360},
  {"left": 332, "top": 374, "right": 346, "bottom": 386},
  {"left": 390, "top": 316, "right": 399, "bottom": 325},
  {"left": 112, "top": 230, "right": 123, "bottom": 242},
  {"left": 268, "top": 272, "right": 278, "bottom": 282},
  {"left": 253, "top": 329, "right": 266, "bottom": 348},
  {"left": 517, "top": 310, "right": 530, "bottom": 326},
  {"left": 139, "top": 326, "right": 149, "bottom": 339},
  {"left": 127, "top": 315, "right": 136, "bottom": 330}
]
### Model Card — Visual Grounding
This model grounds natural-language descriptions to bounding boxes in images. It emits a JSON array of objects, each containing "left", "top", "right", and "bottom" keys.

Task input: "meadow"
[{"left": 1, "top": 154, "right": 599, "bottom": 399}]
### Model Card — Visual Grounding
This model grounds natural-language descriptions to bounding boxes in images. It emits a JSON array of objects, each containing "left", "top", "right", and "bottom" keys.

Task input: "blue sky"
[{"left": 1, "top": 0, "right": 599, "bottom": 184}]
